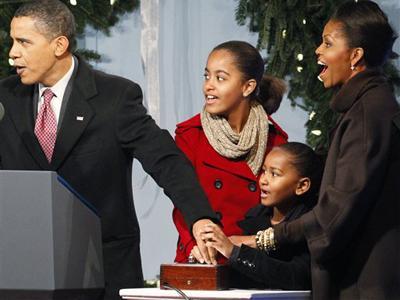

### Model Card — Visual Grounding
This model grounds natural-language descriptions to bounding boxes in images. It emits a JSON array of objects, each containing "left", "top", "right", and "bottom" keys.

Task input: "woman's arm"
[
  {"left": 275, "top": 89, "right": 396, "bottom": 264},
  {"left": 229, "top": 244, "right": 311, "bottom": 290}
]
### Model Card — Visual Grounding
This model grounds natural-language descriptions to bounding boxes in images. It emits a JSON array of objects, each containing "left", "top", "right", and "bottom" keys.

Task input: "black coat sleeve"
[
  {"left": 229, "top": 244, "right": 311, "bottom": 290},
  {"left": 276, "top": 82, "right": 398, "bottom": 265},
  {"left": 115, "top": 82, "right": 218, "bottom": 227}
]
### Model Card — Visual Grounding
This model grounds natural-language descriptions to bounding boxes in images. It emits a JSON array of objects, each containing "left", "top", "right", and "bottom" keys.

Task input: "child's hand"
[
  {"left": 229, "top": 235, "right": 257, "bottom": 248},
  {"left": 201, "top": 224, "right": 234, "bottom": 259},
  {"left": 189, "top": 245, "right": 202, "bottom": 263},
  {"left": 188, "top": 245, "right": 218, "bottom": 265}
]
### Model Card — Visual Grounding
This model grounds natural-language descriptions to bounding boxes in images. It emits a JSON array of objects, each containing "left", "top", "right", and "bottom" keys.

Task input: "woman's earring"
[{"left": 351, "top": 65, "right": 355, "bottom": 71}]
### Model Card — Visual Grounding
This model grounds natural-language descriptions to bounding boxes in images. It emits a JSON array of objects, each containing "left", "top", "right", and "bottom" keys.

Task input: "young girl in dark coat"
[{"left": 202, "top": 142, "right": 323, "bottom": 290}]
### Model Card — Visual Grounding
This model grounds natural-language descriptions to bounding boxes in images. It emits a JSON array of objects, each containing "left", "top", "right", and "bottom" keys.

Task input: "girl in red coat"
[{"left": 173, "top": 40, "right": 288, "bottom": 264}]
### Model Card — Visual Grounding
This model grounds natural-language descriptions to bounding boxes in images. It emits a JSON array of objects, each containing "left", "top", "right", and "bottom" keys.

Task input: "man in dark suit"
[{"left": 0, "top": 1, "right": 218, "bottom": 299}]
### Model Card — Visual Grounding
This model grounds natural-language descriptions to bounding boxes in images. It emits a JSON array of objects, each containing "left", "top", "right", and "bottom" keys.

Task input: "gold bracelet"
[
  {"left": 265, "top": 227, "right": 276, "bottom": 253},
  {"left": 256, "top": 228, "right": 277, "bottom": 253},
  {"left": 255, "top": 230, "right": 263, "bottom": 250},
  {"left": 263, "top": 229, "right": 268, "bottom": 251}
]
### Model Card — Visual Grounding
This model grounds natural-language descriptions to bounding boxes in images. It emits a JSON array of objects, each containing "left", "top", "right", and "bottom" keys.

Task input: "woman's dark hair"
[
  {"left": 331, "top": 0, "right": 397, "bottom": 68},
  {"left": 276, "top": 142, "right": 324, "bottom": 207},
  {"left": 212, "top": 41, "right": 286, "bottom": 115}
]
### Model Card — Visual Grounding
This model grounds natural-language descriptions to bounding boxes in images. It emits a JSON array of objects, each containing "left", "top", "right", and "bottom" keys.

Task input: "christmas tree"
[
  {"left": 236, "top": 0, "right": 400, "bottom": 152},
  {"left": 0, "top": 0, "right": 139, "bottom": 78}
]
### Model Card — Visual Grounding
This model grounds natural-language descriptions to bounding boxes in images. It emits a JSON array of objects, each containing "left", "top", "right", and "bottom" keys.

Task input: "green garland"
[
  {"left": 0, "top": 0, "right": 139, "bottom": 78},
  {"left": 236, "top": 0, "right": 400, "bottom": 152}
]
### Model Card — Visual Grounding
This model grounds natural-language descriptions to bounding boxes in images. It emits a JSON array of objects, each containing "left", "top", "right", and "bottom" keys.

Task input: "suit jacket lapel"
[
  {"left": 51, "top": 58, "right": 96, "bottom": 170},
  {"left": 8, "top": 82, "right": 50, "bottom": 169}
]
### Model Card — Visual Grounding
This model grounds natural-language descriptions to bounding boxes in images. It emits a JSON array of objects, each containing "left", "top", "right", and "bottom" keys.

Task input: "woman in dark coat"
[{"left": 267, "top": 1, "right": 400, "bottom": 299}]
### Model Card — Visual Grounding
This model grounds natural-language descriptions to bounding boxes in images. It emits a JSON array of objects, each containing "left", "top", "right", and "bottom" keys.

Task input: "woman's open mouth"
[{"left": 317, "top": 61, "right": 328, "bottom": 82}]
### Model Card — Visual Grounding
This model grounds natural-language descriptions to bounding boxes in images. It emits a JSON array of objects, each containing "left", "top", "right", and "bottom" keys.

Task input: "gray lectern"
[{"left": 0, "top": 171, "right": 104, "bottom": 300}]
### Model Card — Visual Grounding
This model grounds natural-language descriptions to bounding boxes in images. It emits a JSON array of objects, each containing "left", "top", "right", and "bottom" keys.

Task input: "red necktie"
[{"left": 34, "top": 88, "right": 57, "bottom": 162}]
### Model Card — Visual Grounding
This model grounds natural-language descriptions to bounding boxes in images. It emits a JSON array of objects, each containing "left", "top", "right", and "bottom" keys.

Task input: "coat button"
[
  {"left": 214, "top": 179, "right": 223, "bottom": 189},
  {"left": 215, "top": 211, "right": 223, "bottom": 221},
  {"left": 248, "top": 182, "right": 257, "bottom": 192},
  {"left": 179, "top": 243, "right": 184, "bottom": 251}
]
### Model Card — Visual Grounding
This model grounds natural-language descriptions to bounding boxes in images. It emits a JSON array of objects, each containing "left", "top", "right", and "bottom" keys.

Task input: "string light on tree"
[
  {"left": 297, "top": 53, "right": 304, "bottom": 61},
  {"left": 302, "top": 19, "right": 307, "bottom": 25},
  {"left": 311, "top": 130, "right": 322, "bottom": 136},
  {"left": 297, "top": 66, "right": 303, "bottom": 73},
  {"left": 70, "top": 0, "right": 77, "bottom": 5},
  {"left": 309, "top": 111, "right": 316, "bottom": 121},
  {"left": 282, "top": 29, "right": 287, "bottom": 38},
  {"left": 8, "top": 58, "right": 14, "bottom": 66}
]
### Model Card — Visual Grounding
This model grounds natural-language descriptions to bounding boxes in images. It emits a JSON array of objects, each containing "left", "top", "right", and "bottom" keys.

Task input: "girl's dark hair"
[
  {"left": 276, "top": 142, "right": 323, "bottom": 207},
  {"left": 331, "top": 0, "right": 397, "bottom": 68},
  {"left": 212, "top": 41, "right": 286, "bottom": 115}
]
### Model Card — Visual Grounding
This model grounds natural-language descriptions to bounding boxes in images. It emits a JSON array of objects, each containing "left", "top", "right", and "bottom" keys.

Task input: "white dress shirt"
[{"left": 38, "top": 57, "right": 75, "bottom": 124}]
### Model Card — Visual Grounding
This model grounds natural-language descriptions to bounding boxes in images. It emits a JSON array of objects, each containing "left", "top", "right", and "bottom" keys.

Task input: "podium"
[{"left": 0, "top": 171, "right": 104, "bottom": 299}]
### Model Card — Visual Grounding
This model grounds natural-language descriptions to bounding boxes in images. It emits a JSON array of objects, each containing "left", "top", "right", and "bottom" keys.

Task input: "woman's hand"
[
  {"left": 229, "top": 235, "right": 256, "bottom": 248},
  {"left": 201, "top": 224, "right": 234, "bottom": 259}
]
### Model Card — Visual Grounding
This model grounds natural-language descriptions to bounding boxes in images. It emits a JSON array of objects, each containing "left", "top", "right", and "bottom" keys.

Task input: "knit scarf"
[{"left": 201, "top": 102, "right": 268, "bottom": 175}]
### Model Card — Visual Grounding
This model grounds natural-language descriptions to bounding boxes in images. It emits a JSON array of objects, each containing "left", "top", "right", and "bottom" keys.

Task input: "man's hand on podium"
[{"left": 192, "top": 219, "right": 218, "bottom": 265}]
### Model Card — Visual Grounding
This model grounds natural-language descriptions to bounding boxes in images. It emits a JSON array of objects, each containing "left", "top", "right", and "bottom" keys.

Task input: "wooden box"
[{"left": 160, "top": 264, "right": 230, "bottom": 290}]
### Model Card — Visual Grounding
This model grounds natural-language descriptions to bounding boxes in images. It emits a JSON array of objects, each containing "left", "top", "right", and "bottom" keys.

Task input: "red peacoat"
[{"left": 173, "top": 113, "right": 288, "bottom": 263}]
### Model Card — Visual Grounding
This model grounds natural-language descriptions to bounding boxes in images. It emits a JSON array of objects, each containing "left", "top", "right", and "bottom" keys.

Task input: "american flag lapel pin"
[{"left": 76, "top": 116, "right": 84, "bottom": 121}]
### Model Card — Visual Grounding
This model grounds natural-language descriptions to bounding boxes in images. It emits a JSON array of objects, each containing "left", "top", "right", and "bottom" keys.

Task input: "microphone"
[{"left": 0, "top": 102, "right": 4, "bottom": 122}]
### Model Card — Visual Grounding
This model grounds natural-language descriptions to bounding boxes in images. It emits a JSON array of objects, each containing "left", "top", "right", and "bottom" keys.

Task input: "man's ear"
[
  {"left": 242, "top": 79, "right": 257, "bottom": 98},
  {"left": 53, "top": 36, "right": 70, "bottom": 57},
  {"left": 295, "top": 177, "right": 311, "bottom": 196}
]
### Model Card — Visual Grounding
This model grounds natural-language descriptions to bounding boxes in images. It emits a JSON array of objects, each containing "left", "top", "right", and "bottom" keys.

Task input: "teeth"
[
  {"left": 317, "top": 61, "right": 326, "bottom": 66},
  {"left": 317, "top": 75, "right": 324, "bottom": 82},
  {"left": 207, "top": 95, "right": 216, "bottom": 99}
]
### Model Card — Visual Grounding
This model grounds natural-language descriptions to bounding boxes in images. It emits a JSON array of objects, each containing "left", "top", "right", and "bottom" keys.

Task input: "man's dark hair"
[{"left": 14, "top": 0, "right": 76, "bottom": 51}]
